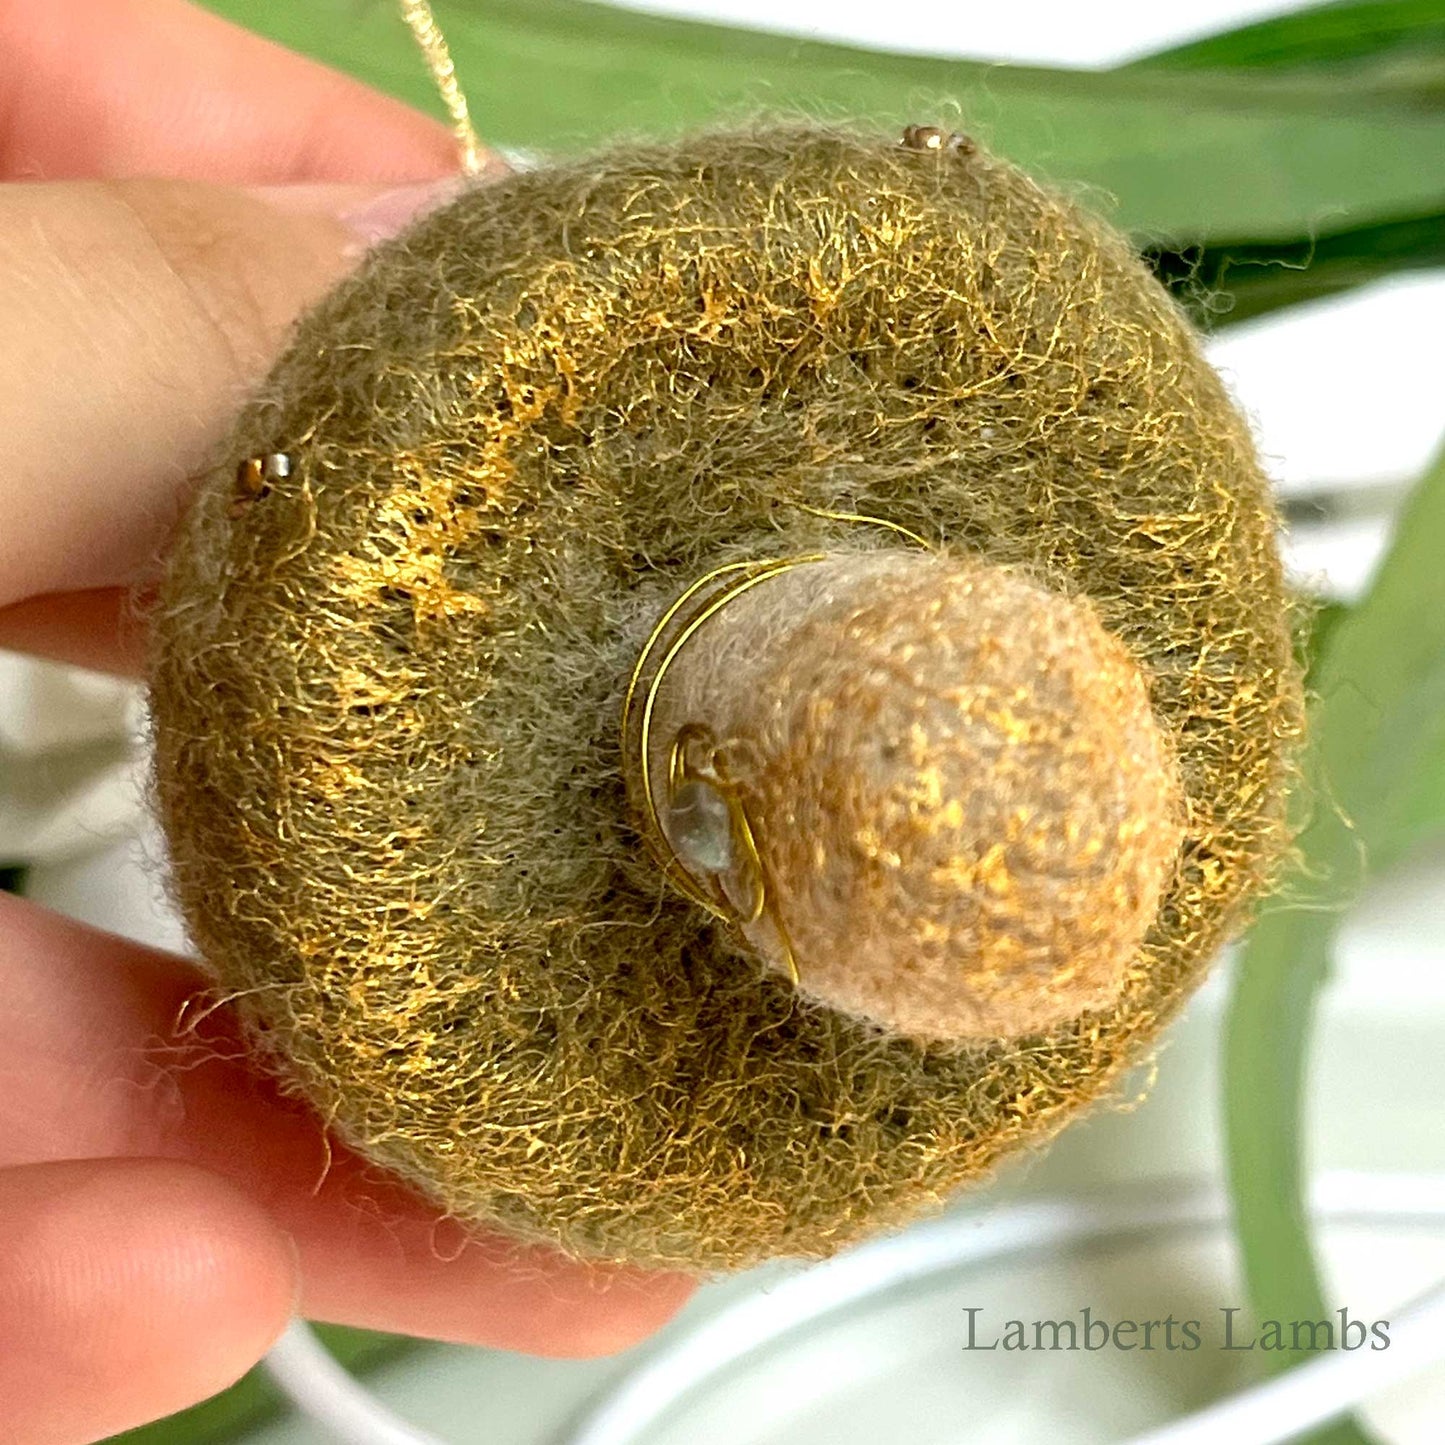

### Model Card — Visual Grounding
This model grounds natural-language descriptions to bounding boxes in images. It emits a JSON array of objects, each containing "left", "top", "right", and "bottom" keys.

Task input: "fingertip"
[
  {"left": 0, "top": 0, "right": 466, "bottom": 183},
  {"left": 0, "top": 899, "right": 688, "bottom": 1365},
  {"left": 0, "top": 587, "right": 145, "bottom": 677},
  {"left": 0, "top": 1157, "right": 298, "bottom": 1443},
  {"left": 288, "top": 1174, "right": 694, "bottom": 1357}
]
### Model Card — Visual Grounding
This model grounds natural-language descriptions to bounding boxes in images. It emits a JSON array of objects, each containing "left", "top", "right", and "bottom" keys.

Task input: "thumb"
[
  {"left": 0, "top": 1157, "right": 299, "bottom": 1444},
  {"left": 0, "top": 175, "right": 469, "bottom": 615}
]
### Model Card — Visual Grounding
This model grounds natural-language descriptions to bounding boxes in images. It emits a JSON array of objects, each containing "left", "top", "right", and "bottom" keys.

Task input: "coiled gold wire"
[{"left": 620, "top": 555, "right": 829, "bottom": 983}]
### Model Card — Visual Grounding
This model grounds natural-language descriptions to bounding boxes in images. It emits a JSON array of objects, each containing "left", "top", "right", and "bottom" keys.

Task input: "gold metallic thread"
[
  {"left": 785, "top": 501, "right": 935, "bottom": 552},
  {"left": 625, "top": 555, "right": 823, "bottom": 873}
]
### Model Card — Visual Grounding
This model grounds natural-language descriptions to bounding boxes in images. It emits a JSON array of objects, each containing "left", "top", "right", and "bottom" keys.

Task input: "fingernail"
[
  {"left": 245, "top": 176, "right": 472, "bottom": 255},
  {"left": 336, "top": 174, "right": 474, "bottom": 254}
]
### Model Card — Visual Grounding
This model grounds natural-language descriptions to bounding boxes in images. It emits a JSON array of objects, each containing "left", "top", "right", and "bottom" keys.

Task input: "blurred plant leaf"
[
  {"left": 1225, "top": 433, "right": 1445, "bottom": 1440},
  {"left": 1129, "top": 0, "right": 1445, "bottom": 326},
  {"left": 1301, "top": 599, "right": 1351, "bottom": 688},
  {"left": 1303, "top": 443, "right": 1445, "bottom": 873},
  {"left": 1129, "top": 0, "right": 1445, "bottom": 107},
  {"left": 1148, "top": 210, "right": 1445, "bottom": 329},
  {"left": 202, "top": 0, "right": 1445, "bottom": 250}
]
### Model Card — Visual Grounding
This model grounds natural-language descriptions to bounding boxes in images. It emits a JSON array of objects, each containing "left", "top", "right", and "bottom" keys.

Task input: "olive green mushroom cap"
[{"left": 147, "top": 127, "right": 1303, "bottom": 1272}]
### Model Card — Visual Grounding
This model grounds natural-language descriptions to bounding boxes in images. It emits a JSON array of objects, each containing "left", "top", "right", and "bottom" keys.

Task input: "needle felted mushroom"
[{"left": 147, "top": 125, "right": 1303, "bottom": 1271}]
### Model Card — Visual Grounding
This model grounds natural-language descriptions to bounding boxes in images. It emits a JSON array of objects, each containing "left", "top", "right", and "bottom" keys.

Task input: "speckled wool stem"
[
  {"left": 629, "top": 550, "right": 1185, "bottom": 1044},
  {"left": 146, "top": 126, "right": 1304, "bottom": 1272}
]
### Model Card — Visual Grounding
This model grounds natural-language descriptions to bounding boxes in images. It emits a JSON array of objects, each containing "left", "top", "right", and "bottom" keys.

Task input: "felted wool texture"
[
  {"left": 631, "top": 549, "right": 1187, "bottom": 1045},
  {"left": 147, "top": 126, "right": 1304, "bottom": 1272}
]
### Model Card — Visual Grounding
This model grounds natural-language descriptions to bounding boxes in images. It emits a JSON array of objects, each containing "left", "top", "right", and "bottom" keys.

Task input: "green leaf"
[
  {"left": 200, "top": 0, "right": 1445, "bottom": 244},
  {"left": 1126, "top": 1, "right": 1445, "bottom": 326},
  {"left": 1225, "top": 914, "right": 1372, "bottom": 1445},
  {"left": 1224, "top": 434, "right": 1445, "bottom": 1442},
  {"left": 1130, "top": 0, "right": 1445, "bottom": 108},
  {"left": 1148, "top": 212, "right": 1445, "bottom": 329},
  {"left": 1307, "top": 436, "right": 1445, "bottom": 871},
  {"left": 1302, "top": 600, "right": 1352, "bottom": 689}
]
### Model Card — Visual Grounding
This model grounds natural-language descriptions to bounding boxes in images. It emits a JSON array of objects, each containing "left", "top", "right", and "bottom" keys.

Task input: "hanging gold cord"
[{"left": 398, "top": 0, "right": 483, "bottom": 175}]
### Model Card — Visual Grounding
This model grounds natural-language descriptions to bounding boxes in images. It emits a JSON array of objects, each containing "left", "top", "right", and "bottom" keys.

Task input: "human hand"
[{"left": 0, "top": 3, "right": 691, "bottom": 1440}]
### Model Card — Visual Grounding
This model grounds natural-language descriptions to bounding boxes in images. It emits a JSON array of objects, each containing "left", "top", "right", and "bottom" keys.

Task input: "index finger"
[
  {"left": 0, "top": 0, "right": 461, "bottom": 182},
  {"left": 0, "top": 891, "right": 693, "bottom": 1353}
]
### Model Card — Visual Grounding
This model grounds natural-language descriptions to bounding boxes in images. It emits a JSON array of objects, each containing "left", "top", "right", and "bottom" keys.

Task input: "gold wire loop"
[
  {"left": 621, "top": 556, "right": 826, "bottom": 983},
  {"left": 398, "top": 0, "right": 484, "bottom": 175},
  {"left": 620, "top": 519, "right": 932, "bottom": 986},
  {"left": 786, "top": 500, "right": 935, "bottom": 552}
]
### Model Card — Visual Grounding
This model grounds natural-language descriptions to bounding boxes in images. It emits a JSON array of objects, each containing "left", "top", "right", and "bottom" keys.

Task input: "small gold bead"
[
  {"left": 230, "top": 452, "right": 291, "bottom": 518},
  {"left": 235, "top": 456, "right": 265, "bottom": 495},
  {"left": 900, "top": 124, "right": 974, "bottom": 156}
]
